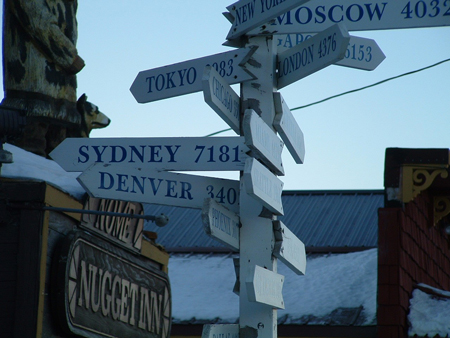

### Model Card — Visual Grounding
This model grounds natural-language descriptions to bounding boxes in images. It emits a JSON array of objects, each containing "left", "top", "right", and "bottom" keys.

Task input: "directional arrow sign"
[
  {"left": 243, "top": 109, "right": 284, "bottom": 176},
  {"left": 277, "top": 34, "right": 385, "bottom": 71},
  {"left": 277, "top": 23, "right": 350, "bottom": 89},
  {"left": 77, "top": 164, "right": 240, "bottom": 213},
  {"left": 226, "top": 0, "right": 311, "bottom": 40},
  {"left": 273, "top": 220, "right": 306, "bottom": 275},
  {"left": 202, "top": 66, "right": 241, "bottom": 134},
  {"left": 202, "top": 198, "right": 240, "bottom": 251},
  {"left": 50, "top": 137, "right": 249, "bottom": 172},
  {"left": 202, "top": 324, "right": 239, "bottom": 338},
  {"left": 243, "top": 157, "right": 284, "bottom": 215},
  {"left": 273, "top": 93, "right": 305, "bottom": 164},
  {"left": 248, "top": 0, "right": 450, "bottom": 34},
  {"left": 130, "top": 47, "right": 257, "bottom": 103},
  {"left": 246, "top": 265, "right": 285, "bottom": 309}
]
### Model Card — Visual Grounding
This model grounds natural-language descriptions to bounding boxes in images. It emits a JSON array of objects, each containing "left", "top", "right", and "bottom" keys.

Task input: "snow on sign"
[
  {"left": 273, "top": 220, "right": 306, "bottom": 275},
  {"left": 246, "top": 265, "right": 285, "bottom": 309},
  {"left": 226, "top": 0, "right": 312, "bottom": 40},
  {"left": 202, "top": 198, "right": 240, "bottom": 251},
  {"left": 277, "top": 34, "right": 386, "bottom": 71},
  {"left": 202, "top": 66, "right": 241, "bottom": 135},
  {"left": 77, "top": 164, "right": 240, "bottom": 213},
  {"left": 202, "top": 324, "right": 239, "bottom": 338},
  {"left": 248, "top": 0, "right": 450, "bottom": 35},
  {"left": 273, "top": 93, "right": 305, "bottom": 164},
  {"left": 277, "top": 23, "right": 350, "bottom": 89},
  {"left": 243, "top": 157, "right": 284, "bottom": 215},
  {"left": 243, "top": 109, "right": 284, "bottom": 176},
  {"left": 50, "top": 137, "right": 249, "bottom": 172},
  {"left": 130, "top": 47, "right": 257, "bottom": 103}
]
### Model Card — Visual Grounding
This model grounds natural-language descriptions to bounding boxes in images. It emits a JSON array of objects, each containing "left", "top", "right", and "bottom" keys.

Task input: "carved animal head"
[{"left": 76, "top": 94, "right": 111, "bottom": 137}]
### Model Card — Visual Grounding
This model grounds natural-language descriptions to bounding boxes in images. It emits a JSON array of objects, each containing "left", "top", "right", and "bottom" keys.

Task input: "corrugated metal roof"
[{"left": 144, "top": 190, "right": 384, "bottom": 252}]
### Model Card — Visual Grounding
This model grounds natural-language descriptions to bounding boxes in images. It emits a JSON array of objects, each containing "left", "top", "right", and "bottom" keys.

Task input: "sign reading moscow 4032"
[{"left": 51, "top": 231, "right": 171, "bottom": 338}]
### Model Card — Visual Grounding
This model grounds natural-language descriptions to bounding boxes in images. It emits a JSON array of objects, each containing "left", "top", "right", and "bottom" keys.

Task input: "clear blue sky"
[{"left": 2, "top": 1, "right": 450, "bottom": 190}]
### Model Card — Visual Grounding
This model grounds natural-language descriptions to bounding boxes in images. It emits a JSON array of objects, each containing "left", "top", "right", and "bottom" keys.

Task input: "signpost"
[
  {"left": 273, "top": 92, "right": 305, "bottom": 164},
  {"left": 273, "top": 220, "right": 307, "bottom": 275},
  {"left": 202, "top": 66, "right": 241, "bottom": 134},
  {"left": 202, "top": 198, "right": 240, "bottom": 251},
  {"left": 277, "top": 23, "right": 350, "bottom": 89},
  {"left": 130, "top": 47, "right": 257, "bottom": 103},
  {"left": 248, "top": 0, "right": 450, "bottom": 35},
  {"left": 77, "top": 164, "right": 240, "bottom": 213},
  {"left": 50, "top": 137, "right": 250, "bottom": 172},
  {"left": 226, "top": 0, "right": 312, "bottom": 40},
  {"left": 243, "top": 158, "right": 284, "bottom": 215},
  {"left": 277, "top": 34, "right": 386, "bottom": 71},
  {"left": 245, "top": 265, "right": 285, "bottom": 309},
  {"left": 243, "top": 109, "right": 285, "bottom": 176}
]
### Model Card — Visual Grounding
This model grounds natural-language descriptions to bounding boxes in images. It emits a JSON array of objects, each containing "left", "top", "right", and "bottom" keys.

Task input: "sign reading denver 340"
[{"left": 248, "top": 0, "right": 450, "bottom": 35}]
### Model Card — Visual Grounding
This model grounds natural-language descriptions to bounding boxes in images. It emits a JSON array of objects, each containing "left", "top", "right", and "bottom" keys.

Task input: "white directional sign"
[
  {"left": 273, "top": 93, "right": 305, "bottom": 164},
  {"left": 77, "top": 164, "right": 240, "bottom": 213},
  {"left": 243, "top": 158, "right": 284, "bottom": 215},
  {"left": 203, "top": 66, "right": 241, "bottom": 134},
  {"left": 273, "top": 220, "right": 306, "bottom": 275},
  {"left": 202, "top": 198, "right": 240, "bottom": 251},
  {"left": 277, "top": 34, "right": 385, "bottom": 71},
  {"left": 277, "top": 23, "right": 350, "bottom": 89},
  {"left": 226, "top": 0, "right": 312, "bottom": 40},
  {"left": 50, "top": 137, "right": 250, "bottom": 172},
  {"left": 248, "top": 0, "right": 450, "bottom": 35},
  {"left": 202, "top": 324, "right": 239, "bottom": 338},
  {"left": 130, "top": 47, "right": 257, "bottom": 103},
  {"left": 246, "top": 265, "right": 285, "bottom": 309},
  {"left": 243, "top": 109, "right": 284, "bottom": 176}
]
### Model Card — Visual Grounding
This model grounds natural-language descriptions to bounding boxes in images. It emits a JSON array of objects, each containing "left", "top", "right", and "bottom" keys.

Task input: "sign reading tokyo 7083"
[
  {"left": 248, "top": 0, "right": 450, "bottom": 34},
  {"left": 130, "top": 47, "right": 256, "bottom": 103}
]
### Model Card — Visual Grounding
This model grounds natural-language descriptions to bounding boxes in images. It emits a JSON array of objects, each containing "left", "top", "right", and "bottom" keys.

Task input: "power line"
[
  {"left": 205, "top": 58, "right": 450, "bottom": 137},
  {"left": 291, "top": 57, "right": 450, "bottom": 111}
]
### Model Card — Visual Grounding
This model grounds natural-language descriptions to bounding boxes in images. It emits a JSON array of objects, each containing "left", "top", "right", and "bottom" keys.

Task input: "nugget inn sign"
[{"left": 52, "top": 231, "right": 171, "bottom": 338}]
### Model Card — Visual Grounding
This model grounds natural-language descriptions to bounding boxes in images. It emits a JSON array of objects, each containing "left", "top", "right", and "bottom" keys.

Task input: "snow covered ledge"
[
  {"left": 1, "top": 143, "right": 85, "bottom": 200},
  {"left": 408, "top": 283, "right": 450, "bottom": 337}
]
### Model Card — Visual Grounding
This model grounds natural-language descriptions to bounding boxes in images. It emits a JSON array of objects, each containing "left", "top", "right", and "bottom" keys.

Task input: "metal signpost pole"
[{"left": 239, "top": 35, "right": 281, "bottom": 338}]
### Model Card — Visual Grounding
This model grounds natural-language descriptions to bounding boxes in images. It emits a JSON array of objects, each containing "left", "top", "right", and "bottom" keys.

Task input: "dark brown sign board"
[{"left": 51, "top": 230, "right": 171, "bottom": 338}]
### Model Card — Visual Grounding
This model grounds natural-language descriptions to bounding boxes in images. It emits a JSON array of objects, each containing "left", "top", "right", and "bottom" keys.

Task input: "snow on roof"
[
  {"left": 169, "top": 248, "right": 377, "bottom": 325},
  {"left": 1, "top": 143, "right": 85, "bottom": 200},
  {"left": 408, "top": 284, "right": 450, "bottom": 337}
]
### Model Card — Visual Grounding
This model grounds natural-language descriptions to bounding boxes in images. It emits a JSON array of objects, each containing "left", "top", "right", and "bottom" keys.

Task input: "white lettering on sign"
[
  {"left": 202, "top": 198, "right": 240, "bottom": 251},
  {"left": 277, "top": 23, "right": 350, "bottom": 89},
  {"left": 78, "top": 164, "right": 240, "bottom": 213},
  {"left": 246, "top": 265, "right": 285, "bottom": 309},
  {"left": 50, "top": 137, "right": 249, "bottom": 172},
  {"left": 243, "top": 109, "right": 284, "bottom": 176},
  {"left": 276, "top": 34, "right": 385, "bottom": 71},
  {"left": 248, "top": 0, "right": 450, "bottom": 34},
  {"left": 202, "top": 324, "right": 239, "bottom": 338},
  {"left": 273, "top": 92, "right": 305, "bottom": 164},
  {"left": 130, "top": 47, "right": 257, "bottom": 103},
  {"left": 203, "top": 66, "right": 241, "bottom": 134},
  {"left": 243, "top": 158, "right": 284, "bottom": 215}
]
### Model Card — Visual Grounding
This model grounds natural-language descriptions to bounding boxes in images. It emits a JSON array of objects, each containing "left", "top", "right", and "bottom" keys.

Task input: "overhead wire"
[{"left": 204, "top": 57, "right": 450, "bottom": 137}]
